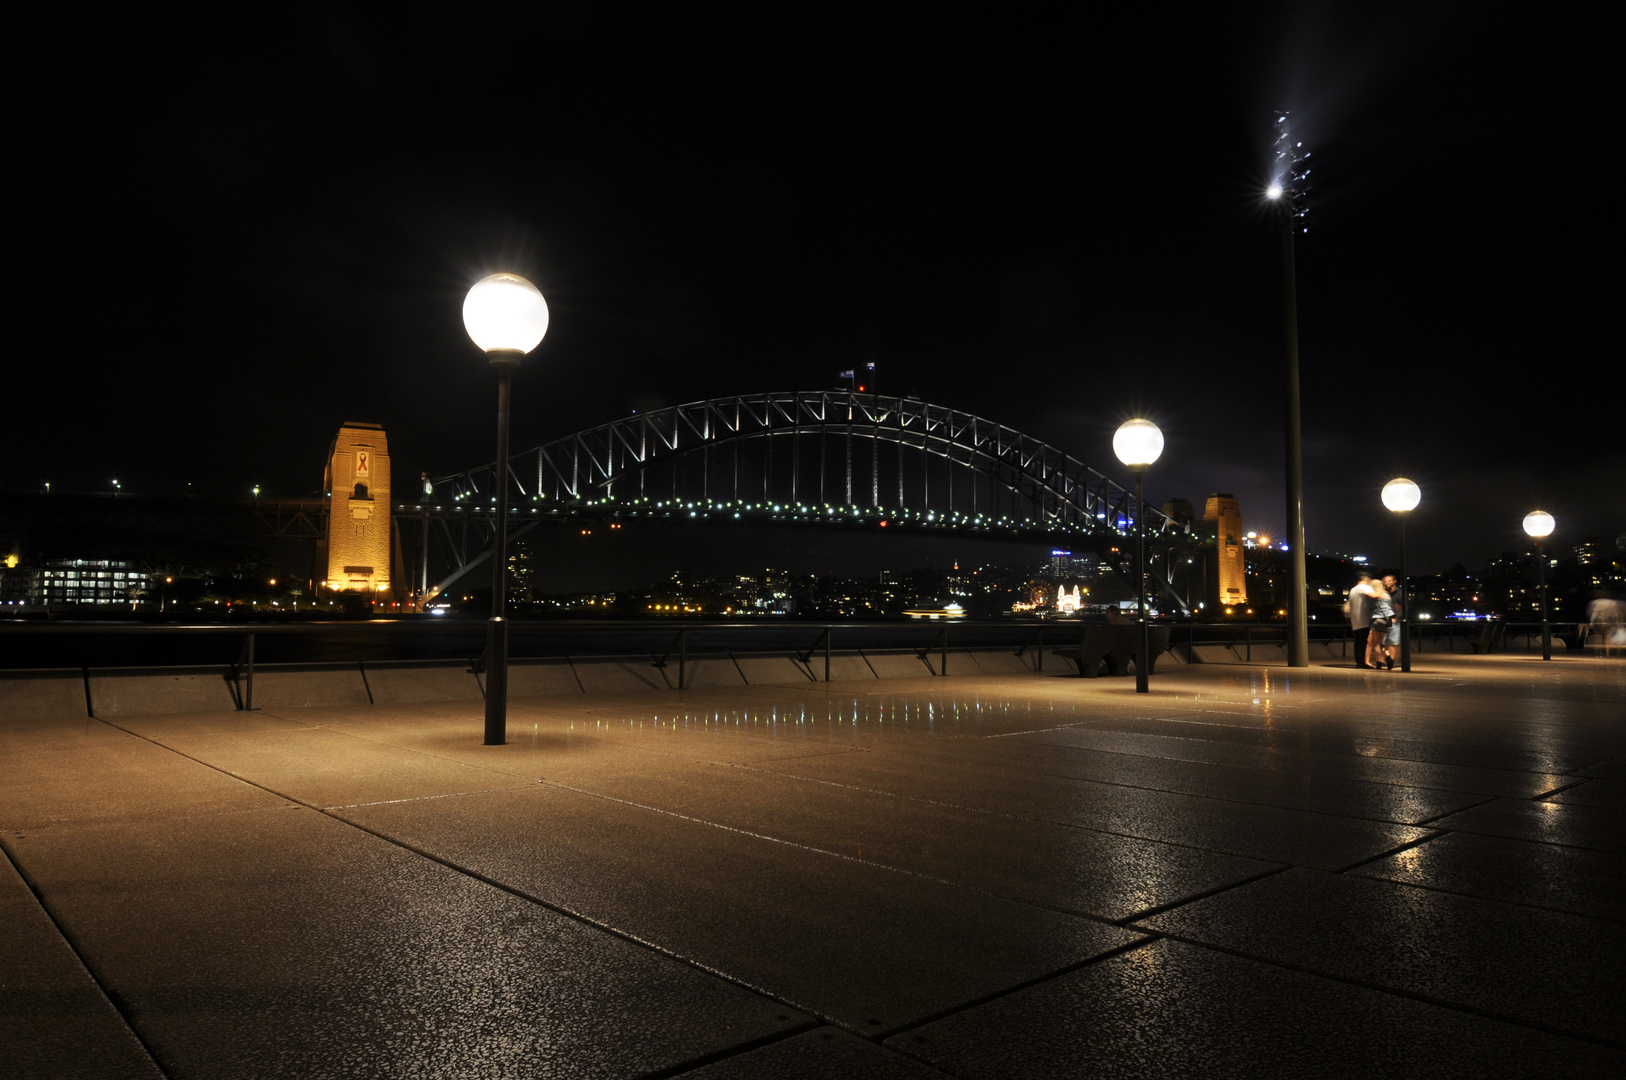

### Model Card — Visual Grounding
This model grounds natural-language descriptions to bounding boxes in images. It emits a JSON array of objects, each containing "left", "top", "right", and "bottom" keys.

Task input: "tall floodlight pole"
[
  {"left": 1115, "top": 418, "right": 1165, "bottom": 694},
  {"left": 1267, "top": 113, "right": 1311, "bottom": 667},
  {"left": 1382, "top": 478, "right": 1421, "bottom": 672},
  {"left": 463, "top": 273, "right": 550, "bottom": 745},
  {"left": 1523, "top": 511, "right": 1556, "bottom": 661}
]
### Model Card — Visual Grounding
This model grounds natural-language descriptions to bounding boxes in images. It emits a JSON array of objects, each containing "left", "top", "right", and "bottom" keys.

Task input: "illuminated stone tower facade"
[
  {"left": 324, "top": 422, "right": 392, "bottom": 596},
  {"left": 1203, "top": 492, "right": 1247, "bottom": 609}
]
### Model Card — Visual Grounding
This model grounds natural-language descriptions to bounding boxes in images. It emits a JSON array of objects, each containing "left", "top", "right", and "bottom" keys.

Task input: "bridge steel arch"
[{"left": 430, "top": 391, "right": 1192, "bottom": 546}]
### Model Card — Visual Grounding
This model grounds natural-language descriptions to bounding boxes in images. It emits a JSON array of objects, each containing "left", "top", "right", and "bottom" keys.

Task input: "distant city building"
[
  {"left": 322, "top": 422, "right": 393, "bottom": 596},
  {"left": 1203, "top": 493, "right": 1246, "bottom": 608},
  {"left": 0, "top": 559, "right": 151, "bottom": 607},
  {"left": 1574, "top": 537, "right": 1626, "bottom": 588},
  {"left": 1047, "top": 549, "right": 1095, "bottom": 579}
]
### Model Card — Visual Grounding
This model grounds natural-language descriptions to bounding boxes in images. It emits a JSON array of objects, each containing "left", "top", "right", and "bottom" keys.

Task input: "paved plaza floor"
[{"left": 4, "top": 653, "right": 1624, "bottom": 1078}]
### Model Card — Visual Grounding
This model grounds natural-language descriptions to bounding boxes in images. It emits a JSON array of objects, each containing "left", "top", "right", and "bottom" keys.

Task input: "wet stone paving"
[{"left": 3, "top": 653, "right": 1624, "bottom": 1077}]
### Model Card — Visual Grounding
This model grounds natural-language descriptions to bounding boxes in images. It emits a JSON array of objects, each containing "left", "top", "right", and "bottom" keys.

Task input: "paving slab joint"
[
  {"left": 869, "top": 934, "right": 1161, "bottom": 1046},
  {"left": 1134, "top": 926, "right": 1626, "bottom": 1052},
  {"left": 1331, "top": 831, "right": 1446, "bottom": 874},
  {"left": 1530, "top": 776, "right": 1595, "bottom": 800},
  {"left": 0, "top": 838, "right": 169, "bottom": 1077},
  {"left": 1408, "top": 797, "right": 1497, "bottom": 829},
  {"left": 1110, "top": 864, "right": 1293, "bottom": 925},
  {"left": 635, "top": 1021, "right": 823, "bottom": 1080}
]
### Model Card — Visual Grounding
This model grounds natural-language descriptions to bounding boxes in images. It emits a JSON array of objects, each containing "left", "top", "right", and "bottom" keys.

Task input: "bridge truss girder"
[
  {"left": 419, "top": 391, "right": 1199, "bottom": 612},
  {"left": 430, "top": 391, "right": 1193, "bottom": 546}
]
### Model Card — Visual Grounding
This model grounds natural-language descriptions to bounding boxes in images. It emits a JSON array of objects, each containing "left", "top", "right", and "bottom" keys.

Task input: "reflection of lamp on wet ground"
[
  {"left": 463, "top": 272, "right": 549, "bottom": 745},
  {"left": 1114, "top": 418, "right": 1164, "bottom": 694},
  {"left": 1381, "top": 478, "right": 1420, "bottom": 672},
  {"left": 1523, "top": 510, "right": 1556, "bottom": 661}
]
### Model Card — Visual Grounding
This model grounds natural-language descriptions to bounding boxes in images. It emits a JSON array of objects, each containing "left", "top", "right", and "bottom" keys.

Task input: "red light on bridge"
[{"left": 879, "top": 521, "right": 888, "bottom": 527}]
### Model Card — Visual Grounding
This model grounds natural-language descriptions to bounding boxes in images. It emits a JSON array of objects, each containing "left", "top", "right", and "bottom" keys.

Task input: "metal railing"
[
  {"left": 1173, "top": 619, "right": 1604, "bottom": 659},
  {"left": 0, "top": 618, "right": 1066, "bottom": 709},
  {"left": 4, "top": 617, "right": 1613, "bottom": 712}
]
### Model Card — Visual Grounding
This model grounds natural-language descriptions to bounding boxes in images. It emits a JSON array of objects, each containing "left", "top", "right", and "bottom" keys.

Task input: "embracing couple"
[{"left": 1348, "top": 571, "right": 1402, "bottom": 670}]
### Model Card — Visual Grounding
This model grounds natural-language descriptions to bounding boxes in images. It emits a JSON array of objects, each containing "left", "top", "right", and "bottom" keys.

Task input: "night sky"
[{"left": 10, "top": 5, "right": 1619, "bottom": 585}]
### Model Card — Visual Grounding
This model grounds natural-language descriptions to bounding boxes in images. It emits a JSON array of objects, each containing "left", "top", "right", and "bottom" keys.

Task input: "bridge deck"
[{"left": 4, "top": 654, "right": 1623, "bottom": 1077}]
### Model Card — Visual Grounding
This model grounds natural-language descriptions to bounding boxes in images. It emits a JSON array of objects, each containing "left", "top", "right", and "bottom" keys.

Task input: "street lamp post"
[
  {"left": 1268, "top": 113, "right": 1311, "bottom": 668},
  {"left": 1523, "top": 510, "right": 1556, "bottom": 661},
  {"left": 1114, "top": 418, "right": 1165, "bottom": 694},
  {"left": 462, "top": 273, "right": 550, "bottom": 745},
  {"left": 1381, "top": 478, "right": 1421, "bottom": 672}
]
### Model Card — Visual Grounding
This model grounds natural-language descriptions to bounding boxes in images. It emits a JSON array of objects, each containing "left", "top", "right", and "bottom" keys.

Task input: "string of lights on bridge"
[{"left": 410, "top": 492, "right": 1142, "bottom": 535}]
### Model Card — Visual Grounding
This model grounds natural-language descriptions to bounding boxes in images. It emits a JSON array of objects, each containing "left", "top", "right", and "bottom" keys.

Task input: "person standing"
[
  {"left": 1381, "top": 574, "right": 1404, "bottom": 670},
  {"left": 1348, "top": 571, "right": 1376, "bottom": 669},
  {"left": 1367, "top": 577, "right": 1397, "bottom": 670}
]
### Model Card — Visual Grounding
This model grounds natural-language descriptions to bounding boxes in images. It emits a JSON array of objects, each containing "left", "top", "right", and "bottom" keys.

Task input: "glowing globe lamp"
[
  {"left": 1523, "top": 511, "right": 1556, "bottom": 538},
  {"left": 1381, "top": 478, "right": 1421, "bottom": 513},
  {"left": 1113, "top": 418, "right": 1164, "bottom": 469},
  {"left": 463, "top": 273, "right": 549, "bottom": 357}
]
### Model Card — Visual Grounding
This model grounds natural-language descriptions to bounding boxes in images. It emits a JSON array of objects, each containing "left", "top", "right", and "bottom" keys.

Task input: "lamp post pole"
[
  {"left": 462, "top": 273, "right": 550, "bottom": 746},
  {"left": 486, "top": 357, "right": 516, "bottom": 745},
  {"left": 1537, "top": 540, "right": 1550, "bottom": 661},
  {"left": 1268, "top": 113, "right": 1311, "bottom": 668},
  {"left": 1399, "top": 513, "right": 1411, "bottom": 672},
  {"left": 1135, "top": 467, "right": 1150, "bottom": 694},
  {"left": 1279, "top": 200, "right": 1308, "bottom": 668}
]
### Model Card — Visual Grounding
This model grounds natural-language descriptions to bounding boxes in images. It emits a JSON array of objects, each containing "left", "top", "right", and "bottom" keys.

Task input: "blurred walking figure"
[
  {"left": 1367, "top": 577, "right": 1397, "bottom": 670},
  {"left": 1586, "top": 595, "right": 1625, "bottom": 656},
  {"left": 1347, "top": 572, "right": 1376, "bottom": 668}
]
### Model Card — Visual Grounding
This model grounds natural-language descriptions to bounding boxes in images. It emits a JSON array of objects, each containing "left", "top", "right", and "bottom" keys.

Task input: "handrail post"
[
  {"left": 942, "top": 625, "right": 948, "bottom": 676},
  {"left": 244, "top": 632, "right": 255, "bottom": 711},
  {"left": 1038, "top": 628, "right": 1043, "bottom": 671},
  {"left": 679, "top": 628, "right": 686, "bottom": 690},
  {"left": 825, "top": 627, "right": 831, "bottom": 682}
]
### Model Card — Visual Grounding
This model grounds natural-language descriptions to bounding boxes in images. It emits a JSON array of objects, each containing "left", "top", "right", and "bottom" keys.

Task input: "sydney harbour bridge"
[{"left": 413, "top": 390, "right": 1196, "bottom": 609}]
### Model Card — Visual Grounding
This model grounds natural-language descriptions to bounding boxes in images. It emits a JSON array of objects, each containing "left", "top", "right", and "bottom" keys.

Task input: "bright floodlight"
[
  {"left": 1266, "top": 182, "right": 1284, "bottom": 200},
  {"left": 1523, "top": 510, "right": 1556, "bottom": 538},
  {"left": 1381, "top": 477, "right": 1421, "bottom": 513},
  {"left": 463, "top": 273, "right": 549, "bottom": 354},
  {"left": 1113, "top": 418, "right": 1164, "bottom": 469}
]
